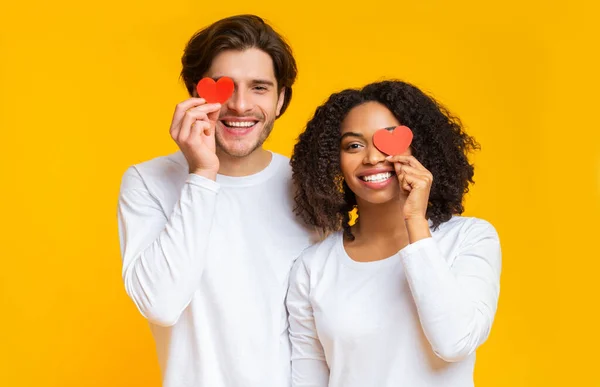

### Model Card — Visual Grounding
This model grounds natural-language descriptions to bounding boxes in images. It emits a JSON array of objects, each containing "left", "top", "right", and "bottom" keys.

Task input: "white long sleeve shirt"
[
  {"left": 117, "top": 151, "right": 317, "bottom": 387},
  {"left": 286, "top": 216, "right": 501, "bottom": 387}
]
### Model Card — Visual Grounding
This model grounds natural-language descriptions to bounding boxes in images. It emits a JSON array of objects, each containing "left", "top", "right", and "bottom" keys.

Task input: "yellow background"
[{"left": 1, "top": 1, "right": 598, "bottom": 386}]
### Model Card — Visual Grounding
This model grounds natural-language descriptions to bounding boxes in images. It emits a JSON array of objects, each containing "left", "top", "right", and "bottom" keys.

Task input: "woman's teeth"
[{"left": 361, "top": 172, "right": 393, "bottom": 182}]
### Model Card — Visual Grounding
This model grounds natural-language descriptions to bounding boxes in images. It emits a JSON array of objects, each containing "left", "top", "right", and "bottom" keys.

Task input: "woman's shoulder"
[
  {"left": 293, "top": 231, "right": 342, "bottom": 270},
  {"left": 435, "top": 215, "right": 500, "bottom": 244}
]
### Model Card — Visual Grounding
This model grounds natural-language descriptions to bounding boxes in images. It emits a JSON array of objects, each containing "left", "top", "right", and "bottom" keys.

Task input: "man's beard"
[{"left": 215, "top": 115, "right": 276, "bottom": 158}]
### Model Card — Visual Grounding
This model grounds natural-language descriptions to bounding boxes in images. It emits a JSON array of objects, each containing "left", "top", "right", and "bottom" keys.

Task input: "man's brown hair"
[{"left": 180, "top": 14, "right": 297, "bottom": 117}]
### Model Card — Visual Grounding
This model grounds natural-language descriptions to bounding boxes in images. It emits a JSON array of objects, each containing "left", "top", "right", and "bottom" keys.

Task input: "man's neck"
[{"left": 216, "top": 147, "right": 272, "bottom": 177}]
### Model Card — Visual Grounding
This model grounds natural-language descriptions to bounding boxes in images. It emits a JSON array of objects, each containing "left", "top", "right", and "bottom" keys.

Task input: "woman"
[{"left": 287, "top": 80, "right": 501, "bottom": 387}]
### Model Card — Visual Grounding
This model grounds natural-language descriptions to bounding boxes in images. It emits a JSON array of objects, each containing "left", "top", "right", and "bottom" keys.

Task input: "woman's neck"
[{"left": 351, "top": 197, "right": 408, "bottom": 242}]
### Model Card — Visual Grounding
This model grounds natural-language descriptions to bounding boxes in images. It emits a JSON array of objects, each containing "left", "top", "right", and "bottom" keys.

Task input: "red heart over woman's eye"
[{"left": 372, "top": 126, "right": 414, "bottom": 156}]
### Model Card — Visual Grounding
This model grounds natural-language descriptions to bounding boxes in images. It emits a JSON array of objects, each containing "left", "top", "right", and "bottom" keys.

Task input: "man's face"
[{"left": 204, "top": 48, "right": 285, "bottom": 158}]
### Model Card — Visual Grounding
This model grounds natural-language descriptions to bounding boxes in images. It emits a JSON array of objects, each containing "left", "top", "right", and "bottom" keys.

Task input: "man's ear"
[{"left": 276, "top": 87, "right": 286, "bottom": 117}]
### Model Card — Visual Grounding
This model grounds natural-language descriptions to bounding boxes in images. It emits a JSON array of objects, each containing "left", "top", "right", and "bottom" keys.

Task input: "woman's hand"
[
  {"left": 387, "top": 155, "right": 433, "bottom": 242},
  {"left": 386, "top": 155, "right": 433, "bottom": 220}
]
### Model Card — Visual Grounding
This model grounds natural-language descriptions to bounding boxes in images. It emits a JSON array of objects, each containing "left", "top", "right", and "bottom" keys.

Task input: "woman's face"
[{"left": 340, "top": 101, "right": 411, "bottom": 205}]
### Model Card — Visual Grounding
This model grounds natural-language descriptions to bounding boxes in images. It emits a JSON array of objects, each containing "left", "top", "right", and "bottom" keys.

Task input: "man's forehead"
[
  {"left": 205, "top": 49, "right": 276, "bottom": 83},
  {"left": 206, "top": 74, "right": 276, "bottom": 85}
]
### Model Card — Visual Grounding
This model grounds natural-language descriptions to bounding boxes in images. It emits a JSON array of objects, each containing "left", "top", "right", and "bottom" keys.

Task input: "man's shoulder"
[
  {"left": 132, "top": 151, "right": 187, "bottom": 177},
  {"left": 120, "top": 151, "right": 188, "bottom": 194},
  {"left": 132, "top": 150, "right": 186, "bottom": 178},
  {"left": 269, "top": 151, "right": 291, "bottom": 173},
  {"left": 270, "top": 151, "right": 290, "bottom": 162}
]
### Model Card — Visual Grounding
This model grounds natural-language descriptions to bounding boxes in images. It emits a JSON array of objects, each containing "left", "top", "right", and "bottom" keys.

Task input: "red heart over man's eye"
[{"left": 196, "top": 77, "right": 234, "bottom": 104}]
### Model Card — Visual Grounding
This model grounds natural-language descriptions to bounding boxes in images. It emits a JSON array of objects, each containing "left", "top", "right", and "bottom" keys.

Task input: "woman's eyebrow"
[{"left": 341, "top": 132, "right": 365, "bottom": 140}]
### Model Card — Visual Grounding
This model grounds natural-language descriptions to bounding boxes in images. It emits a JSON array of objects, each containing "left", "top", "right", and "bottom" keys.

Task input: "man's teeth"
[
  {"left": 223, "top": 121, "right": 256, "bottom": 128},
  {"left": 362, "top": 172, "right": 392, "bottom": 182}
]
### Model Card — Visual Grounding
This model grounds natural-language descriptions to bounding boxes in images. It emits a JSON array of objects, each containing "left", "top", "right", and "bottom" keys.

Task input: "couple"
[{"left": 117, "top": 14, "right": 502, "bottom": 387}]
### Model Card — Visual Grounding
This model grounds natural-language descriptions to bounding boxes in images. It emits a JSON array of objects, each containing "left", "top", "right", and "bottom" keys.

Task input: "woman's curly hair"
[{"left": 290, "top": 80, "right": 480, "bottom": 240}]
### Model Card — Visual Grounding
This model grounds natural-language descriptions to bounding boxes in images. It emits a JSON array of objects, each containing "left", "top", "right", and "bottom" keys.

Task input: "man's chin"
[{"left": 217, "top": 139, "right": 263, "bottom": 158}]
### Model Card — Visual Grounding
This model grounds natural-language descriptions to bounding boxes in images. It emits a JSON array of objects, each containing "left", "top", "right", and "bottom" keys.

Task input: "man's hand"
[{"left": 170, "top": 98, "right": 222, "bottom": 180}]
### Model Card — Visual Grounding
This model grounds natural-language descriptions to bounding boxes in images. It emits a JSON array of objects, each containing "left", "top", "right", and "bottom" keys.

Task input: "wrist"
[
  {"left": 190, "top": 168, "right": 217, "bottom": 181},
  {"left": 405, "top": 216, "right": 431, "bottom": 243},
  {"left": 404, "top": 215, "right": 428, "bottom": 224}
]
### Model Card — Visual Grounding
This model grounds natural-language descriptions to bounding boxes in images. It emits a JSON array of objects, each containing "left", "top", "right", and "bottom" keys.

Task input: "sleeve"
[
  {"left": 286, "top": 256, "right": 330, "bottom": 387},
  {"left": 400, "top": 218, "right": 502, "bottom": 362},
  {"left": 117, "top": 166, "right": 219, "bottom": 327}
]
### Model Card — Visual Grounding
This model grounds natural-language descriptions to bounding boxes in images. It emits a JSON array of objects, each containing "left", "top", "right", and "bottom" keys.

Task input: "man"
[{"left": 117, "top": 14, "right": 316, "bottom": 387}]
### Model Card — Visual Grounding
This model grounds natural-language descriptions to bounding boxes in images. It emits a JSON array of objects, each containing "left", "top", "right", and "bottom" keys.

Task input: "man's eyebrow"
[
  {"left": 208, "top": 77, "right": 275, "bottom": 87},
  {"left": 250, "top": 79, "right": 276, "bottom": 86}
]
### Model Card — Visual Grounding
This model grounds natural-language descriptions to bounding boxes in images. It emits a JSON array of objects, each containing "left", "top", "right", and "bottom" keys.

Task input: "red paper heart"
[
  {"left": 196, "top": 77, "right": 234, "bottom": 104},
  {"left": 372, "top": 126, "right": 414, "bottom": 156}
]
